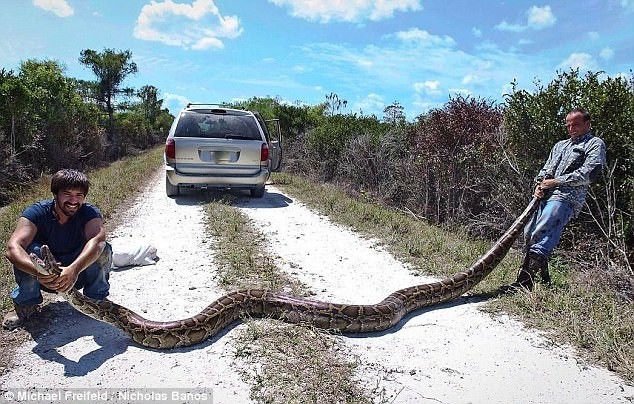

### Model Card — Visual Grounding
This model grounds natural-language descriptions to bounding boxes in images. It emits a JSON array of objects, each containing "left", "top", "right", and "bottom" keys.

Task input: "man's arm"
[
  {"left": 56, "top": 217, "right": 106, "bottom": 293},
  {"left": 5, "top": 217, "right": 59, "bottom": 287}
]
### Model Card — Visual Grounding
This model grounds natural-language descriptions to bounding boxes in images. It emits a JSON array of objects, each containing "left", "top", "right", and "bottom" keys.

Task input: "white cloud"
[
  {"left": 558, "top": 53, "right": 597, "bottom": 71},
  {"left": 414, "top": 80, "right": 441, "bottom": 95},
  {"left": 495, "top": 21, "right": 526, "bottom": 32},
  {"left": 299, "top": 24, "right": 556, "bottom": 117},
  {"left": 395, "top": 28, "right": 456, "bottom": 47},
  {"left": 462, "top": 73, "right": 488, "bottom": 85},
  {"left": 268, "top": 0, "right": 422, "bottom": 23},
  {"left": 472, "top": 27, "right": 482, "bottom": 38},
  {"left": 599, "top": 47, "right": 614, "bottom": 61},
  {"left": 190, "top": 36, "right": 223, "bottom": 50},
  {"left": 587, "top": 31, "right": 600, "bottom": 41},
  {"left": 447, "top": 87, "right": 472, "bottom": 97},
  {"left": 356, "top": 57, "right": 374, "bottom": 68},
  {"left": 32, "top": 0, "right": 73, "bottom": 17},
  {"left": 163, "top": 92, "right": 191, "bottom": 113},
  {"left": 495, "top": 5, "right": 556, "bottom": 32},
  {"left": 411, "top": 98, "right": 437, "bottom": 114},
  {"left": 501, "top": 82, "right": 515, "bottom": 97},
  {"left": 292, "top": 64, "right": 310, "bottom": 73},
  {"left": 527, "top": 5, "right": 556, "bottom": 29},
  {"left": 133, "top": 0, "right": 242, "bottom": 50},
  {"left": 622, "top": 0, "right": 634, "bottom": 13}
]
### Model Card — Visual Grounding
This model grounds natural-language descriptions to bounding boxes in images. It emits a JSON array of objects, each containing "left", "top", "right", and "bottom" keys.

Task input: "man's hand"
[
  {"left": 36, "top": 267, "right": 77, "bottom": 293},
  {"left": 533, "top": 178, "right": 559, "bottom": 198},
  {"left": 30, "top": 249, "right": 76, "bottom": 293},
  {"left": 55, "top": 266, "right": 79, "bottom": 293},
  {"left": 540, "top": 178, "right": 559, "bottom": 189},
  {"left": 37, "top": 273, "right": 61, "bottom": 290}
]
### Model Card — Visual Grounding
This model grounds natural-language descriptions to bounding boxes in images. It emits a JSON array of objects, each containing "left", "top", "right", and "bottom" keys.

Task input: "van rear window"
[{"left": 175, "top": 112, "right": 261, "bottom": 140}]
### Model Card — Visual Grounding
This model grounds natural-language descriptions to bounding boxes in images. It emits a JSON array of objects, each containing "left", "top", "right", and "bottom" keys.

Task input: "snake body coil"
[{"left": 32, "top": 198, "right": 539, "bottom": 349}]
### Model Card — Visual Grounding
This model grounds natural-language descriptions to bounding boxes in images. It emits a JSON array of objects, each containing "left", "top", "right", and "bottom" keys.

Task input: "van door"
[{"left": 265, "top": 118, "right": 283, "bottom": 172}]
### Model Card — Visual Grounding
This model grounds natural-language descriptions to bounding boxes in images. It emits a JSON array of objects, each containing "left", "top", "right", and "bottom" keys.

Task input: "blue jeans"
[
  {"left": 10, "top": 242, "right": 112, "bottom": 306},
  {"left": 523, "top": 199, "right": 574, "bottom": 259}
]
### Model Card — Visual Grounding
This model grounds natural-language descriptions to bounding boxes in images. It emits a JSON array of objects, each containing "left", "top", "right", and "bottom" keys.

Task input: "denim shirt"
[{"left": 535, "top": 132, "right": 606, "bottom": 216}]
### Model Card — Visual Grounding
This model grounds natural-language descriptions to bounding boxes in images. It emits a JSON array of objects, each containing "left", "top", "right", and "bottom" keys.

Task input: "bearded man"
[{"left": 3, "top": 169, "right": 112, "bottom": 329}]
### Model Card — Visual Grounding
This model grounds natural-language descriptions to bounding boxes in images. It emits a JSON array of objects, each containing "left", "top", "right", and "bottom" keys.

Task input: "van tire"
[
  {"left": 166, "top": 175, "right": 180, "bottom": 197},
  {"left": 250, "top": 186, "right": 265, "bottom": 198}
]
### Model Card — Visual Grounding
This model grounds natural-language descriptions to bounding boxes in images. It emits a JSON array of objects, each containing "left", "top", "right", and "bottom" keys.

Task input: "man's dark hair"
[
  {"left": 50, "top": 169, "right": 90, "bottom": 195},
  {"left": 570, "top": 108, "right": 591, "bottom": 122}
]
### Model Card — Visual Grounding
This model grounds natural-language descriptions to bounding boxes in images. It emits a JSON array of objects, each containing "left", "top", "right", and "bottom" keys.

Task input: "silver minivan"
[{"left": 164, "top": 104, "right": 283, "bottom": 197}]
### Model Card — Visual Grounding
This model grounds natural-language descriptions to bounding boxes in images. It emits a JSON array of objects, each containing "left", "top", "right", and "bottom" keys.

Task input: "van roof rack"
[{"left": 185, "top": 103, "right": 233, "bottom": 108}]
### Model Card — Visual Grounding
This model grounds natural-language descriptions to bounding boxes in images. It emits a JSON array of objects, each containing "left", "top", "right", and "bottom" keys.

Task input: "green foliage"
[
  {"left": 232, "top": 96, "right": 316, "bottom": 144},
  {"left": 136, "top": 85, "right": 162, "bottom": 123},
  {"left": 324, "top": 92, "right": 348, "bottom": 115},
  {"left": 306, "top": 112, "right": 388, "bottom": 180},
  {"left": 12, "top": 59, "right": 104, "bottom": 172},
  {"left": 116, "top": 85, "right": 174, "bottom": 154},
  {"left": 78, "top": 48, "right": 138, "bottom": 118},
  {"left": 0, "top": 51, "right": 170, "bottom": 206}
]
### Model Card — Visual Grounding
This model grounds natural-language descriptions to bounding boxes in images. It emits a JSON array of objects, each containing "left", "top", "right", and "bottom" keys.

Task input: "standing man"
[
  {"left": 514, "top": 108, "right": 607, "bottom": 290},
  {"left": 3, "top": 169, "right": 112, "bottom": 329}
]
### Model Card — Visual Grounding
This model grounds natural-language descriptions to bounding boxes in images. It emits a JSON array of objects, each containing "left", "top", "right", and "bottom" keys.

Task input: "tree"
[
  {"left": 383, "top": 101, "right": 406, "bottom": 126},
  {"left": 18, "top": 59, "right": 103, "bottom": 171},
  {"left": 324, "top": 92, "right": 348, "bottom": 116},
  {"left": 137, "top": 85, "right": 163, "bottom": 124},
  {"left": 408, "top": 95, "right": 503, "bottom": 223},
  {"left": 0, "top": 69, "right": 28, "bottom": 155},
  {"left": 79, "top": 48, "right": 138, "bottom": 153}
]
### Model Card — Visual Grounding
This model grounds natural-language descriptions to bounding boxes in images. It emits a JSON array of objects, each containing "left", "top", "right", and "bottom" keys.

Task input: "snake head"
[{"left": 29, "top": 244, "right": 62, "bottom": 276}]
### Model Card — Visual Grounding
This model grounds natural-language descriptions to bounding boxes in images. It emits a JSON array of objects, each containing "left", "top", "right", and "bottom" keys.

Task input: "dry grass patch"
[
  {"left": 234, "top": 319, "right": 371, "bottom": 404},
  {"left": 202, "top": 195, "right": 374, "bottom": 403}
]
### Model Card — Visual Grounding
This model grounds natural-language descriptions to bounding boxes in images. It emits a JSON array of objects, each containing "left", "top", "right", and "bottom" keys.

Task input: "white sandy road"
[{"left": 1, "top": 169, "right": 633, "bottom": 404}]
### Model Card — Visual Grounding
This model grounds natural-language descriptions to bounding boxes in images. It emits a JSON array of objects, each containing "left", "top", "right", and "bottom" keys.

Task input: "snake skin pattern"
[{"left": 31, "top": 197, "right": 539, "bottom": 349}]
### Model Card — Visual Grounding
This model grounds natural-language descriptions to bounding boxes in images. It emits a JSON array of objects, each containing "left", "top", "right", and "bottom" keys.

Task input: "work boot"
[
  {"left": 539, "top": 260, "right": 551, "bottom": 284},
  {"left": 512, "top": 252, "right": 546, "bottom": 291},
  {"left": 2, "top": 304, "right": 38, "bottom": 330}
]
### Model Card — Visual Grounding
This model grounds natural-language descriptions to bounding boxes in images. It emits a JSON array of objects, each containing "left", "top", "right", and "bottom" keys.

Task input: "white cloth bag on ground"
[{"left": 110, "top": 240, "right": 158, "bottom": 268}]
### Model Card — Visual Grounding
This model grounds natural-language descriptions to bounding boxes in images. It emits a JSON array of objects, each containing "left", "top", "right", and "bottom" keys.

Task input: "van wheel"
[
  {"left": 166, "top": 175, "right": 180, "bottom": 197},
  {"left": 250, "top": 186, "right": 265, "bottom": 198}
]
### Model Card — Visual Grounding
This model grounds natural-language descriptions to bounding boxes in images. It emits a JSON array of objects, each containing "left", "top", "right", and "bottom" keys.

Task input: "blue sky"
[{"left": 1, "top": 0, "right": 632, "bottom": 119}]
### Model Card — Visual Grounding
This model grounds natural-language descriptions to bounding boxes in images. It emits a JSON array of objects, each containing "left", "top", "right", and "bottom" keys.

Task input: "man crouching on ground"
[{"left": 3, "top": 169, "right": 112, "bottom": 330}]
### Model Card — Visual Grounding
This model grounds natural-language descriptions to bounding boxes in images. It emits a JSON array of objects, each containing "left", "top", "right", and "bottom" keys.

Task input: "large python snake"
[{"left": 30, "top": 197, "right": 539, "bottom": 349}]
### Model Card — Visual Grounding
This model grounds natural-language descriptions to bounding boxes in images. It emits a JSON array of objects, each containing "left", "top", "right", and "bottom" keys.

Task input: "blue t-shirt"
[{"left": 22, "top": 199, "right": 102, "bottom": 265}]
